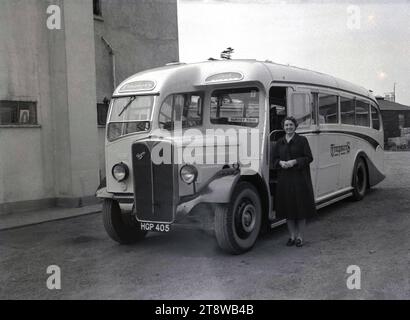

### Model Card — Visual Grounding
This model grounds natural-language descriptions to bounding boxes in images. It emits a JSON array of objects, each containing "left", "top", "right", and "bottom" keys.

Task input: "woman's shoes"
[
  {"left": 286, "top": 238, "right": 296, "bottom": 246},
  {"left": 286, "top": 238, "right": 304, "bottom": 247}
]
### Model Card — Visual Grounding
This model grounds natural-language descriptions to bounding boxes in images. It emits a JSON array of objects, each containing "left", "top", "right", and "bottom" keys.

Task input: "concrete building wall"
[
  {"left": 94, "top": 0, "right": 179, "bottom": 102},
  {"left": 0, "top": 0, "right": 100, "bottom": 214},
  {"left": 0, "top": 0, "right": 179, "bottom": 214},
  {"left": 94, "top": 0, "right": 180, "bottom": 178},
  {"left": 61, "top": 0, "right": 99, "bottom": 201},
  {"left": 0, "top": 0, "right": 56, "bottom": 212}
]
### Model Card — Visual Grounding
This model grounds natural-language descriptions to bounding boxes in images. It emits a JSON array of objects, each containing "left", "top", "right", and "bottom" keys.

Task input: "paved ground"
[
  {"left": 0, "top": 204, "right": 102, "bottom": 231},
  {"left": 0, "top": 152, "right": 409, "bottom": 300}
]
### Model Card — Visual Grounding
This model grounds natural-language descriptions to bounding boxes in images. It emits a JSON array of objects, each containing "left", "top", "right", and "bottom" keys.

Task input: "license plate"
[{"left": 140, "top": 222, "right": 171, "bottom": 233}]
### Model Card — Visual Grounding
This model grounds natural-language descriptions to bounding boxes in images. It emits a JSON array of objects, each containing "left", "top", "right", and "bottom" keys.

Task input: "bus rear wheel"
[
  {"left": 214, "top": 182, "right": 262, "bottom": 255},
  {"left": 352, "top": 158, "right": 368, "bottom": 201},
  {"left": 102, "top": 199, "right": 147, "bottom": 244}
]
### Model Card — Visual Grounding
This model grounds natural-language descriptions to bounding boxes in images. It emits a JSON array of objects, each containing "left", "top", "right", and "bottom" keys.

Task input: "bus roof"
[{"left": 114, "top": 59, "right": 377, "bottom": 103}]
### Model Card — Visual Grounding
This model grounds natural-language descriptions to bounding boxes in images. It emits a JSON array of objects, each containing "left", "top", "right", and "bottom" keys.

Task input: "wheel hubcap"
[
  {"left": 236, "top": 200, "right": 256, "bottom": 237},
  {"left": 242, "top": 204, "right": 256, "bottom": 232}
]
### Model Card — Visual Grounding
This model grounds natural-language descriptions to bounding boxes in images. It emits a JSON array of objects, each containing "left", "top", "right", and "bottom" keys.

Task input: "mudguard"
[
  {"left": 196, "top": 170, "right": 242, "bottom": 203},
  {"left": 354, "top": 151, "right": 385, "bottom": 187}
]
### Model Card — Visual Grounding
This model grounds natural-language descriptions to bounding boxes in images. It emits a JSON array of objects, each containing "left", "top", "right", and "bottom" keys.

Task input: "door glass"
[{"left": 290, "top": 93, "right": 311, "bottom": 127}]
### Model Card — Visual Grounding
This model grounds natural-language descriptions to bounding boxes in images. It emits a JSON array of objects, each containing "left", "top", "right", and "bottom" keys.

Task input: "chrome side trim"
[
  {"left": 316, "top": 192, "right": 352, "bottom": 210},
  {"left": 315, "top": 187, "right": 353, "bottom": 205}
]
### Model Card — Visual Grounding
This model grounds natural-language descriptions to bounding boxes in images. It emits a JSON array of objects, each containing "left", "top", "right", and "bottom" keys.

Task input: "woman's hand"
[
  {"left": 287, "top": 160, "right": 297, "bottom": 168},
  {"left": 280, "top": 161, "right": 291, "bottom": 169},
  {"left": 280, "top": 160, "right": 297, "bottom": 169},
  {"left": 279, "top": 161, "right": 287, "bottom": 169}
]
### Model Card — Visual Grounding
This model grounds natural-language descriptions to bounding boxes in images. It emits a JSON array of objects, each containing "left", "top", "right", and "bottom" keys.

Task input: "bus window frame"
[
  {"left": 108, "top": 94, "right": 158, "bottom": 124},
  {"left": 106, "top": 95, "right": 157, "bottom": 142},
  {"left": 370, "top": 103, "right": 382, "bottom": 131},
  {"left": 158, "top": 91, "right": 205, "bottom": 131},
  {"left": 317, "top": 93, "right": 340, "bottom": 125},
  {"left": 355, "top": 99, "right": 371, "bottom": 128},
  {"left": 268, "top": 85, "right": 289, "bottom": 133},
  {"left": 339, "top": 95, "right": 357, "bottom": 127},
  {"left": 209, "top": 86, "right": 262, "bottom": 128}
]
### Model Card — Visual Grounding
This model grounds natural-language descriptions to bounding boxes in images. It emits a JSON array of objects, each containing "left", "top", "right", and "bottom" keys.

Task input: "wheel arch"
[
  {"left": 352, "top": 151, "right": 370, "bottom": 189},
  {"left": 352, "top": 150, "right": 385, "bottom": 188}
]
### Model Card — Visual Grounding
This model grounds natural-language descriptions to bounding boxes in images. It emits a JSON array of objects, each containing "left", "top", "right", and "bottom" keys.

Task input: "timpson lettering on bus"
[{"left": 330, "top": 142, "right": 351, "bottom": 157}]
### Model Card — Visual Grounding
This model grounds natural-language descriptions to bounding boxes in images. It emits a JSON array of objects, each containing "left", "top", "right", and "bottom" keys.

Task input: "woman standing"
[{"left": 272, "top": 116, "right": 317, "bottom": 247}]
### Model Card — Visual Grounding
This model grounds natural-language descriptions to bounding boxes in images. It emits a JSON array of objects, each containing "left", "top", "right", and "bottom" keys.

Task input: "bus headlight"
[
  {"left": 180, "top": 165, "right": 198, "bottom": 185},
  {"left": 112, "top": 163, "right": 129, "bottom": 182}
]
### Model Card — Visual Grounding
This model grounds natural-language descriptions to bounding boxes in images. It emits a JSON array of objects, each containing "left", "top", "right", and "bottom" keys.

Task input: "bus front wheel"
[
  {"left": 214, "top": 182, "right": 262, "bottom": 255},
  {"left": 352, "top": 158, "right": 368, "bottom": 201},
  {"left": 102, "top": 199, "right": 147, "bottom": 244}
]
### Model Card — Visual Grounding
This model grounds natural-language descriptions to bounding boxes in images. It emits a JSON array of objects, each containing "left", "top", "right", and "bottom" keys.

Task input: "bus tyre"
[
  {"left": 352, "top": 158, "right": 368, "bottom": 201},
  {"left": 214, "top": 182, "right": 262, "bottom": 255},
  {"left": 102, "top": 199, "right": 147, "bottom": 244}
]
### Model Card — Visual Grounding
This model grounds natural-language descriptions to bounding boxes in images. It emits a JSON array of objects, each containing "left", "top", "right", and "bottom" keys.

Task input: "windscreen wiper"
[{"left": 118, "top": 96, "right": 137, "bottom": 117}]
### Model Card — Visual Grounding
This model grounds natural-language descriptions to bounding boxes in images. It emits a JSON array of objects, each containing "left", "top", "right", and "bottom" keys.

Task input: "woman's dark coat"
[{"left": 272, "top": 133, "right": 317, "bottom": 220}]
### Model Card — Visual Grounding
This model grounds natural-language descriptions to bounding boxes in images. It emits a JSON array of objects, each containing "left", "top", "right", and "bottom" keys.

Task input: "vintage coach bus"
[{"left": 96, "top": 60, "right": 385, "bottom": 254}]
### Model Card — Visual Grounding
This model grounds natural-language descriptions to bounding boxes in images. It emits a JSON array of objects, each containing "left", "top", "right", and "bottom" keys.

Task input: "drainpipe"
[{"left": 101, "top": 36, "right": 116, "bottom": 91}]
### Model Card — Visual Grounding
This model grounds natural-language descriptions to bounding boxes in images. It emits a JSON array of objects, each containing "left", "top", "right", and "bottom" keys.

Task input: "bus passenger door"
[
  {"left": 314, "top": 93, "right": 341, "bottom": 197},
  {"left": 288, "top": 88, "right": 318, "bottom": 198}
]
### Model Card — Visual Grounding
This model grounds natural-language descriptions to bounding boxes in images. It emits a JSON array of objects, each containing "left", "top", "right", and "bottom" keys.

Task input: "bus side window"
[
  {"left": 318, "top": 94, "right": 339, "bottom": 124},
  {"left": 356, "top": 100, "right": 370, "bottom": 127},
  {"left": 371, "top": 105, "right": 381, "bottom": 130},
  {"left": 183, "top": 94, "right": 203, "bottom": 127},
  {"left": 340, "top": 96, "right": 355, "bottom": 125}
]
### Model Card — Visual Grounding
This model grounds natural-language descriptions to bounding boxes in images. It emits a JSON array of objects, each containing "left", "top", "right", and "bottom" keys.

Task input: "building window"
[
  {"left": 93, "top": 0, "right": 102, "bottom": 16},
  {"left": 0, "top": 101, "right": 37, "bottom": 125},
  {"left": 318, "top": 94, "right": 339, "bottom": 124},
  {"left": 398, "top": 114, "right": 405, "bottom": 129},
  {"left": 97, "top": 100, "right": 110, "bottom": 126}
]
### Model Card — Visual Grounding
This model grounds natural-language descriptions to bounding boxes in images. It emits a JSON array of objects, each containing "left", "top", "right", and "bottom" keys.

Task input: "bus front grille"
[{"left": 132, "top": 141, "right": 176, "bottom": 223}]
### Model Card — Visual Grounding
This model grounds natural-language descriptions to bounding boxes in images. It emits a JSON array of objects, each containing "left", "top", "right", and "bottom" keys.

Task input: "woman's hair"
[{"left": 282, "top": 116, "right": 298, "bottom": 129}]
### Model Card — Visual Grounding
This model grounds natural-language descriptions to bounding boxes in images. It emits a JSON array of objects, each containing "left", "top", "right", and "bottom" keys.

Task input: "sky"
[{"left": 178, "top": 0, "right": 410, "bottom": 105}]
